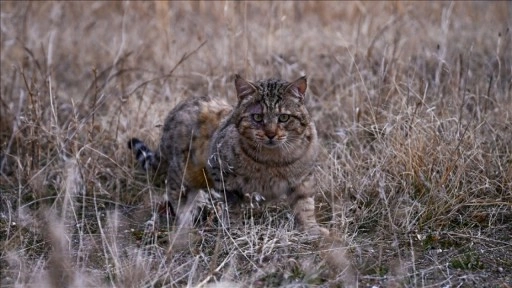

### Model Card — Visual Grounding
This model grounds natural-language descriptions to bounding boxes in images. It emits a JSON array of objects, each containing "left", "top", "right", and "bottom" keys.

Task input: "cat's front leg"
[
  {"left": 292, "top": 196, "right": 329, "bottom": 237},
  {"left": 207, "top": 151, "right": 243, "bottom": 204},
  {"left": 290, "top": 178, "right": 329, "bottom": 237}
]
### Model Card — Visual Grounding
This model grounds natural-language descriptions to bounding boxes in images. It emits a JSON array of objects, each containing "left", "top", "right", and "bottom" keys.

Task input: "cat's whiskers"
[
  {"left": 282, "top": 135, "right": 300, "bottom": 148},
  {"left": 281, "top": 141, "right": 292, "bottom": 154}
]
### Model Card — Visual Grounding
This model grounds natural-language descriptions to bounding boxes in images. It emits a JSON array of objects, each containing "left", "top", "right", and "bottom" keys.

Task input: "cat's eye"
[
  {"left": 252, "top": 114, "right": 263, "bottom": 122},
  {"left": 278, "top": 114, "right": 290, "bottom": 122}
]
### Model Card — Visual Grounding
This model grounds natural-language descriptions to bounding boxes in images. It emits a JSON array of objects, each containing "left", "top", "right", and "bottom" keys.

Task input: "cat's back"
[
  {"left": 161, "top": 96, "right": 231, "bottom": 134},
  {"left": 160, "top": 96, "right": 232, "bottom": 188}
]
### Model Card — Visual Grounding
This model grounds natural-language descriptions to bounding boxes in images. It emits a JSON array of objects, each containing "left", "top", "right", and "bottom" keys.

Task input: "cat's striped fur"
[{"left": 129, "top": 75, "right": 328, "bottom": 236}]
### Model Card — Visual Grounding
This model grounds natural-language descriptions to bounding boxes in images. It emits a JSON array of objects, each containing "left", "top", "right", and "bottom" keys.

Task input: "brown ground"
[{"left": 1, "top": 2, "right": 511, "bottom": 287}]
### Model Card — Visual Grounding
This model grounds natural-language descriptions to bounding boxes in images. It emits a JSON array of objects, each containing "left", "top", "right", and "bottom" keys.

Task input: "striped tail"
[{"left": 127, "top": 138, "right": 158, "bottom": 171}]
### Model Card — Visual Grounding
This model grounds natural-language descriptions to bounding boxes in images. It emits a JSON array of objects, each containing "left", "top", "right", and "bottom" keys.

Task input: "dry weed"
[{"left": 1, "top": 1, "right": 511, "bottom": 287}]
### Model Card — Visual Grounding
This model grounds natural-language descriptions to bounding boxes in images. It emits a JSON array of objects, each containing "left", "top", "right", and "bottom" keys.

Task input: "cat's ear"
[
  {"left": 235, "top": 74, "right": 257, "bottom": 101},
  {"left": 285, "top": 76, "right": 307, "bottom": 101}
]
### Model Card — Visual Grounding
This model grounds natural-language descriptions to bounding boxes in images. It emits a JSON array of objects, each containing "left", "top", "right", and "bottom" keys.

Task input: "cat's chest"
[
  {"left": 233, "top": 163, "right": 297, "bottom": 201},
  {"left": 237, "top": 174, "right": 289, "bottom": 201}
]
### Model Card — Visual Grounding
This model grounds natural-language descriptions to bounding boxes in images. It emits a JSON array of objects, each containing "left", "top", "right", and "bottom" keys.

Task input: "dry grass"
[{"left": 1, "top": 1, "right": 511, "bottom": 287}]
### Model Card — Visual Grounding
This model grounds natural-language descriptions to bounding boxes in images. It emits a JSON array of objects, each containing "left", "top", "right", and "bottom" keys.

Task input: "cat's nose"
[{"left": 265, "top": 131, "right": 276, "bottom": 139}]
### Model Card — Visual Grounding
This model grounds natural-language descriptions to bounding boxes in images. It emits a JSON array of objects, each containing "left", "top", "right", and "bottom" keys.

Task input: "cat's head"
[{"left": 234, "top": 75, "right": 314, "bottom": 150}]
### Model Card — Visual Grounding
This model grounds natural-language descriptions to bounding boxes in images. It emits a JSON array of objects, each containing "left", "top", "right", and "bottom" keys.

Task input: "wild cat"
[{"left": 128, "top": 75, "right": 328, "bottom": 236}]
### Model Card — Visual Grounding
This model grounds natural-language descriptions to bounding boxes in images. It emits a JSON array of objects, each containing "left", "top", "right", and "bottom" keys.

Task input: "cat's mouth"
[{"left": 263, "top": 139, "right": 280, "bottom": 148}]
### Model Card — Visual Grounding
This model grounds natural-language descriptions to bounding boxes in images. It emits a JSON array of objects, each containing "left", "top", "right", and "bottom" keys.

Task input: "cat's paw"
[
  {"left": 244, "top": 192, "right": 266, "bottom": 208},
  {"left": 306, "top": 226, "right": 330, "bottom": 238}
]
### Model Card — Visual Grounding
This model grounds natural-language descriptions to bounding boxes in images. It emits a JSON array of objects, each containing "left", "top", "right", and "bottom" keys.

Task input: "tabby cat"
[{"left": 129, "top": 75, "right": 328, "bottom": 236}]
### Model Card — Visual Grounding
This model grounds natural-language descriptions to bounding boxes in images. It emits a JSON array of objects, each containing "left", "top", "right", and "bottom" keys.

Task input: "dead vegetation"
[{"left": 1, "top": 1, "right": 511, "bottom": 287}]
